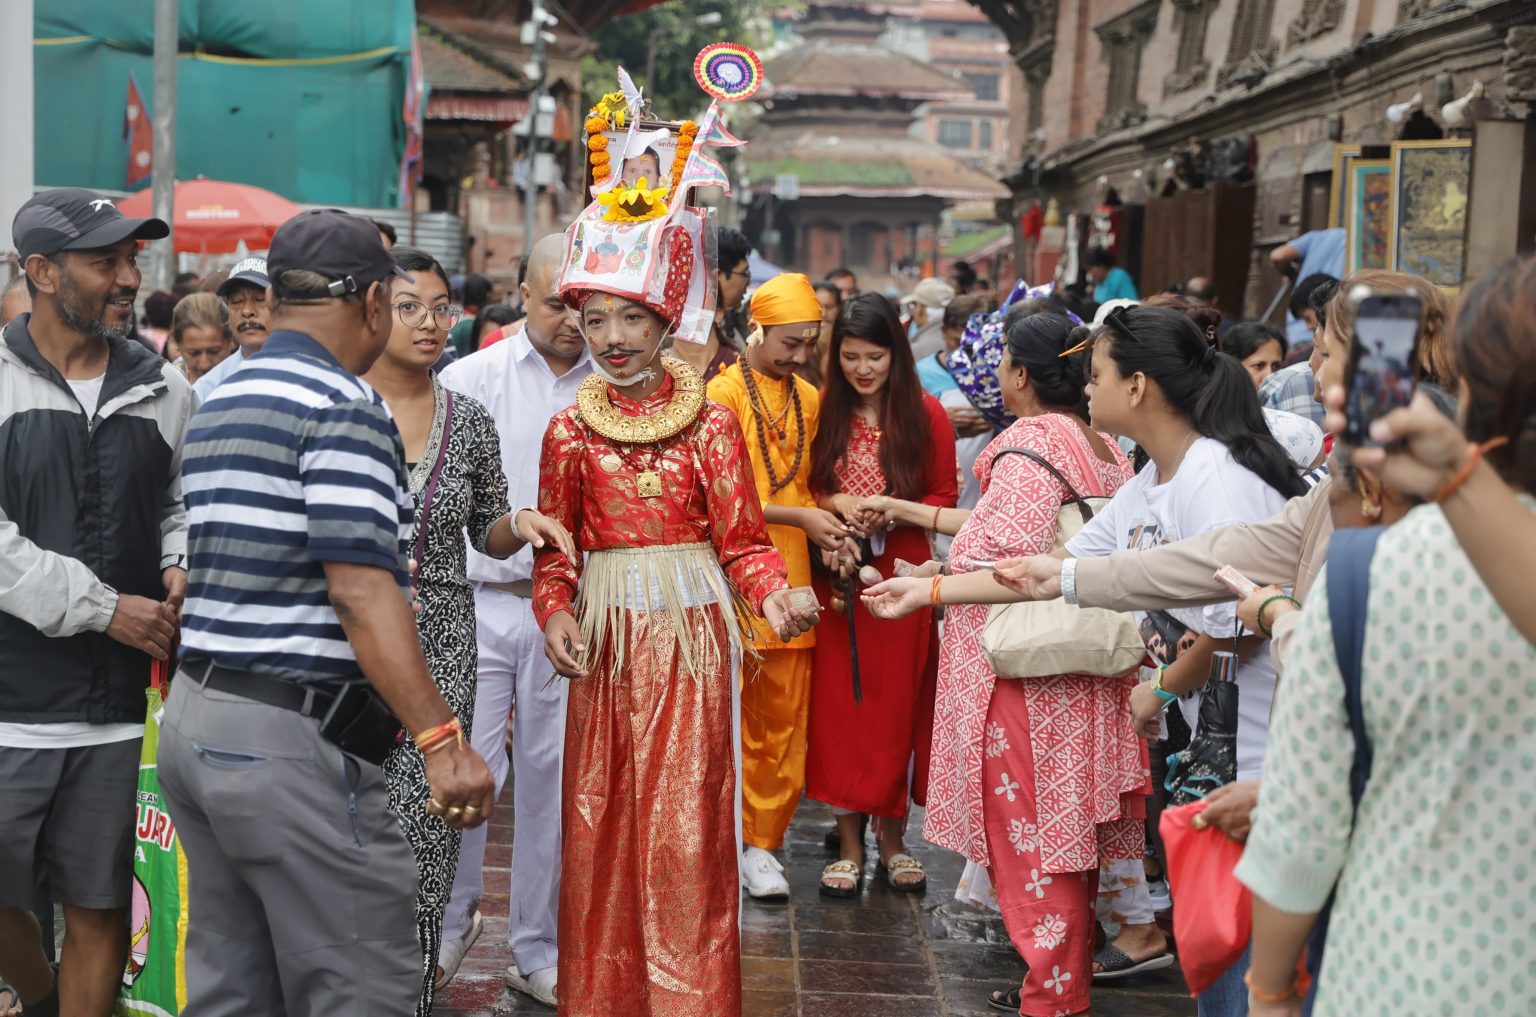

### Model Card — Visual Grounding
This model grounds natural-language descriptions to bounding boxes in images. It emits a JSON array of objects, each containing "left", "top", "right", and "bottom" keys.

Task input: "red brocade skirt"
[{"left": 557, "top": 602, "right": 740, "bottom": 1017}]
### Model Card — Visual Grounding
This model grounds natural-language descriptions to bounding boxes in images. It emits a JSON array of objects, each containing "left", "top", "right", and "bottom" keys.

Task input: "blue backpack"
[{"left": 1301, "top": 524, "right": 1385, "bottom": 1014}]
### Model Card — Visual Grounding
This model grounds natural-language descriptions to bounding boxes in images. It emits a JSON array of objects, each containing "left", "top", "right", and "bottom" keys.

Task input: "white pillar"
[{"left": 0, "top": 0, "right": 36, "bottom": 267}]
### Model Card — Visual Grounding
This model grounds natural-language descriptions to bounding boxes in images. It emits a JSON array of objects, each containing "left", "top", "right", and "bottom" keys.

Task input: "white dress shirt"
[{"left": 438, "top": 323, "right": 592, "bottom": 585}]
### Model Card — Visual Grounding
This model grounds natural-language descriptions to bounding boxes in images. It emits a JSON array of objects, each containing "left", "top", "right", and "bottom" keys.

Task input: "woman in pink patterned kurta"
[{"left": 924, "top": 315, "right": 1145, "bottom": 1017}]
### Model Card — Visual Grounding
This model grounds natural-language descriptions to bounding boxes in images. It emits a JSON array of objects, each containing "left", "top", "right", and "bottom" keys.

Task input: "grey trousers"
[{"left": 157, "top": 673, "right": 421, "bottom": 1016}]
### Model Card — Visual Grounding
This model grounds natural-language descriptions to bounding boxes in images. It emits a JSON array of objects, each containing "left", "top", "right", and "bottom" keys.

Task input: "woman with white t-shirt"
[{"left": 1069, "top": 305, "right": 1306, "bottom": 1014}]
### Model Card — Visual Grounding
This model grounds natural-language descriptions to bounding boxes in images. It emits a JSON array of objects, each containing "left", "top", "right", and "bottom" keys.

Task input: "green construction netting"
[{"left": 37, "top": 1, "right": 416, "bottom": 207}]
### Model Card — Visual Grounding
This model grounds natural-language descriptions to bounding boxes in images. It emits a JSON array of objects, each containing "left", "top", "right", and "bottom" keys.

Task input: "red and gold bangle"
[
  {"left": 1243, "top": 970, "right": 1301, "bottom": 1003},
  {"left": 415, "top": 717, "right": 463, "bottom": 754},
  {"left": 929, "top": 575, "right": 944, "bottom": 608},
  {"left": 1432, "top": 436, "right": 1508, "bottom": 503}
]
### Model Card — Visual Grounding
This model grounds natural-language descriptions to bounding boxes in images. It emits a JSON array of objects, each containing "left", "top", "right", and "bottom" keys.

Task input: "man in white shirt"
[
  {"left": 190, "top": 257, "right": 271, "bottom": 403},
  {"left": 436, "top": 233, "right": 590, "bottom": 1005}
]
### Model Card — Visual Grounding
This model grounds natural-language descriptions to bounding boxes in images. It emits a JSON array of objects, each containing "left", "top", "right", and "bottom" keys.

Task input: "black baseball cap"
[
  {"left": 267, "top": 209, "right": 406, "bottom": 299},
  {"left": 13, "top": 187, "right": 170, "bottom": 262},
  {"left": 217, "top": 256, "right": 270, "bottom": 297}
]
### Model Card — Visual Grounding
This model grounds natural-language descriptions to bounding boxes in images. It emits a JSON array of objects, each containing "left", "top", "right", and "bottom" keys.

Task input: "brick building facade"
[{"left": 975, "top": 0, "right": 1533, "bottom": 315}]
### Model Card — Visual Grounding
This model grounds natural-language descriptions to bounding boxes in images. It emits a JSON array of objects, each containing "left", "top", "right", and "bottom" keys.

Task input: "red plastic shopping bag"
[{"left": 1159, "top": 800, "right": 1250, "bottom": 996}]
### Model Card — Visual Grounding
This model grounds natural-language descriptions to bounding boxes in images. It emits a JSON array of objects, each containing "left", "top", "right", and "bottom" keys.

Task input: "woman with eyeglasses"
[{"left": 365, "top": 246, "right": 574, "bottom": 1015}]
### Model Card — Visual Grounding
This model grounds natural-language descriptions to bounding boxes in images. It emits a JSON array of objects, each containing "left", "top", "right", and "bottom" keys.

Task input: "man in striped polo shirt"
[{"left": 158, "top": 210, "right": 494, "bottom": 1010}]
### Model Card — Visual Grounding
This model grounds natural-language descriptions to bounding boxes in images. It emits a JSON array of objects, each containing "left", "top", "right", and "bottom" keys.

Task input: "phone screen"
[{"left": 1344, "top": 291, "right": 1423, "bottom": 446}]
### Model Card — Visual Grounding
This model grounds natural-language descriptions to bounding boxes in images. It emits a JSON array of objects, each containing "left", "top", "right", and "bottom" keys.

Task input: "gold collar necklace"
[{"left": 576, "top": 356, "right": 705, "bottom": 445}]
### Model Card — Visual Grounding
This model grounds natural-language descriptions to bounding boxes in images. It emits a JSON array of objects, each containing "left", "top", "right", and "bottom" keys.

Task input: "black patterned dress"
[{"left": 383, "top": 377, "right": 511, "bottom": 1015}]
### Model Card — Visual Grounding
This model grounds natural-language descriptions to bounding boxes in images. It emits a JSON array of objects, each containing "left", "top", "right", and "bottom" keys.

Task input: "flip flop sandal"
[
  {"left": 823, "top": 815, "right": 869, "bottom": 853},
  {"left": 434, "top": 908, "right": 483, "bottom": 990},
  {"left": 1092, "top": 944, "right": 1175, "bottom": 982},
  {"left": 819, "top": 859, "right": 862, "bottom": 898},
  {"left": 876, "top": 853, "right": 928, "bottom": 893},
  {"left": 15, "top": 965, "right": 59, "bottom": 1017},
  {"left": 0, "top": 986, "right": 19, "bottom": 1017},
  {"left": 985, "top": 985, "right": 1022, "bottom": 1013}
]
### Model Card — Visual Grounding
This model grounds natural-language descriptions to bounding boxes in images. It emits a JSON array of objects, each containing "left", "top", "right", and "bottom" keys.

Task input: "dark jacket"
[{"left": 0, "top": 314, "right": 195, "bottom": 724}]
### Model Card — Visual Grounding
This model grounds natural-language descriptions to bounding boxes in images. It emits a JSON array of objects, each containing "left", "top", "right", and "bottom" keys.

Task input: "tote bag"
[{"left": 978, "top": 447, "right": 1144, "bottom": 679}]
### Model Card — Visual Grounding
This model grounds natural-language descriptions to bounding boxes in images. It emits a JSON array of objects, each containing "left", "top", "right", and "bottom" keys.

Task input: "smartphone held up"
[{"left": 1342, "top": 285, "right": 1425, "bottom": 447}]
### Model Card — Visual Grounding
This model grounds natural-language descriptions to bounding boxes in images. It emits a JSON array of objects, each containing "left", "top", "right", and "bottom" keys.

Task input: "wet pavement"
[{"left": 437, "top": 787, "right": 1194, "bottom": 1016}]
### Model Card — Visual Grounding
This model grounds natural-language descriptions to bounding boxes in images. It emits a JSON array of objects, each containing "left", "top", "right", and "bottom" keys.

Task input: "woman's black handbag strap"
[{"left": 990, "top": 446, "right": 1096, "bottom": 526}]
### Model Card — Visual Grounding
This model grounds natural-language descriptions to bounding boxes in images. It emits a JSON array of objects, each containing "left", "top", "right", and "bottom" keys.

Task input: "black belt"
[{"left": 182, "top": 658, "right": 347, "bottom": 719}]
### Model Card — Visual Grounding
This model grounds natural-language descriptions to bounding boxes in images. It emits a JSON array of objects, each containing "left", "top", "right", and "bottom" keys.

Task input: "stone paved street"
[{"left": 437, "top": 782, "right": 1194, "bottom": 1017}]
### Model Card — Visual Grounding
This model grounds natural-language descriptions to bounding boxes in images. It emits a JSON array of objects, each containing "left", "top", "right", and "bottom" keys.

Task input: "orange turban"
[{"left": 749, "top": 273, "right": 821, "bottom": 327}]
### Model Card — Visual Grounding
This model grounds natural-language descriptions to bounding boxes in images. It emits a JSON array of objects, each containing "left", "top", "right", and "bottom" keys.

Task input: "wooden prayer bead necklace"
[{"left": 738, "top": 353, "right": 805, "bottom": 494}]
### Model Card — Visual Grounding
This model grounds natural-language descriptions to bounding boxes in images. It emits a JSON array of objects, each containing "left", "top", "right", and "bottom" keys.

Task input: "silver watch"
[{"left": 1060, "top": 557, "right": 1078, "bottom": 605}]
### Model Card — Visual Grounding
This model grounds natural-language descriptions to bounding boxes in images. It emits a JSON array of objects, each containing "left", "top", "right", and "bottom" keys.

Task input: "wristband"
[
  {"left": 1059, "top": 558, "right": 1078, "bottom": 605},
  {"left": 1151, "top": 667, "right": 1179, "bottom": 706},
  {"left": 1256, "top": 594, "right": 1300, "bottom": 639},
  {"left": 1432, "top": 436, "right": 1508, "bottom": 503}
]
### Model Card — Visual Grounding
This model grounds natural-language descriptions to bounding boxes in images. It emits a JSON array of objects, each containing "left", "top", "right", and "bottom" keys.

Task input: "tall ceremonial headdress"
[{"left": 557, "top": 46, "right": 762, "bottom": 345}]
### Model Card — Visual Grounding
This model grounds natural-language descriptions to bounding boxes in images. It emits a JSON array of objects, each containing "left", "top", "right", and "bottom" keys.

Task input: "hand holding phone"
[{"left": 1343, "top": 285, "right": 1425, "bottom": 447}]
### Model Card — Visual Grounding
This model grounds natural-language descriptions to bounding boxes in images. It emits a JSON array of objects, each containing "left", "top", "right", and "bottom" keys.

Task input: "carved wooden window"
[
  {"left": 1020, "top": 44, "right": 1052, "bottom": 134},
  {"left": 1220, "top": 0, "right": 1278, "bottom": 87},
  {"left": 1095, "top": 1, "right": 1159, "bottom": 132},
  {"left": 1165, "top": 0, "right": 1215, "bottom": 96},
  {"left": 1288, "top": 0, "right": 1344, "bottom": 47}
]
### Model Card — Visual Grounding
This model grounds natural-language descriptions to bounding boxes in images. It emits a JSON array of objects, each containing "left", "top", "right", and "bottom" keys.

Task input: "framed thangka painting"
[
  {"left": 1387, "top": 140, "right": 1471, "bottom": 289},
  {"left": 1345, "top": 160, "right": 1391, "bottom": 273}
]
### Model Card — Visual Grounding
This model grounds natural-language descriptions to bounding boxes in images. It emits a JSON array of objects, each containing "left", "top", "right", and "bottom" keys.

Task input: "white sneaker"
[
  {"left": 741, "top": 845, "right": 790, "bottom": 900},
  {"left": 504, "top": 963, "right": 558, "bottom": 1006}
]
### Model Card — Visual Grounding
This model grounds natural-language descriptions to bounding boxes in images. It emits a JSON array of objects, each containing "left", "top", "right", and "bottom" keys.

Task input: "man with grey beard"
[{"left": 0, "top": 188, "right": 195, "bottom": 1017}]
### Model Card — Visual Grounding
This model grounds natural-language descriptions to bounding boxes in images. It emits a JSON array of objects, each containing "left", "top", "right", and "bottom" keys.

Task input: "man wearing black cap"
[
  {"left": 190, "top": 254, "right": 271, "bottom": 403},
  {"left": 0, "top": 188, "right": 193, "bottom": 1016},
  {"left": 158, "top": 209, "right": 494, "bottom": 1010}
]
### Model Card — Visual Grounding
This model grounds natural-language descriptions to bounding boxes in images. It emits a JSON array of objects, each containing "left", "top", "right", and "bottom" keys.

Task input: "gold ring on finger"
[
  {"left": 428, "top": 797, "right": 446, "bottom": 812},
  {"left": 462, "top": 805, "right": 481, "bottom": 815},
  {"left": 1192, "top": 812, "right": 1209, "bottom": 831},
  {"left": 445, "top": 806, "right": 464, "bottom": 819}
]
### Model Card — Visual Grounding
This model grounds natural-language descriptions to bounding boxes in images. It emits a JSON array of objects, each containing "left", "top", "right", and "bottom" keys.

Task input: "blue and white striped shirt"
[{"left": 180, "top": 331, "right": 413, "bottom": 682}]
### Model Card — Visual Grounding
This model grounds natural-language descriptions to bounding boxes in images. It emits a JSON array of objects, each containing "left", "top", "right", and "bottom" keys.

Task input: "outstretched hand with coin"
[{"left": 422, "top": 733, "right": 495, "bottom": 828}]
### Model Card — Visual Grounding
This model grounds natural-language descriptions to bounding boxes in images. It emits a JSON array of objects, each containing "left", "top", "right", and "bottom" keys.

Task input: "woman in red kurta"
[
  {"left": 806, "top": 293, "right": 958, "bottom": 896},
  {"left": 535, "top": 220, "right": 817, "bottom": 1017}
]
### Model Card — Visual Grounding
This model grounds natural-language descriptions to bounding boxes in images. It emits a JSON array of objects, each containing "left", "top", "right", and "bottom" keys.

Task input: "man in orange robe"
[{"left": 707, "top": 273, "right": 849, "bottom": 899}]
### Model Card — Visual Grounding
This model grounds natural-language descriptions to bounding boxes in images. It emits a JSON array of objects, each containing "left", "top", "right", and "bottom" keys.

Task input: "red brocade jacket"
[{"left": 532, "top": 374, "right": 789, "bottom": 626}]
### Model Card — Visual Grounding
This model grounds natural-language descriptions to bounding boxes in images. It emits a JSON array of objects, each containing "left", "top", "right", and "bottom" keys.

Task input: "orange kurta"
[
  {"left": 708, "top": 361, "right": 819, "bottom": 849},
  {"left": 533, "top": 374, "right": 787, "bottom": 1017}
]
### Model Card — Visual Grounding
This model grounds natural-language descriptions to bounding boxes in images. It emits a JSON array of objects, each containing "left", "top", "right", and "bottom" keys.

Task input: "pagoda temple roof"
[
  {"left": 747, "top": 132, "right": 1007, "bottom": 201},
  {"left": 764, "top": 40, "right": 972, "bottom": 102}
]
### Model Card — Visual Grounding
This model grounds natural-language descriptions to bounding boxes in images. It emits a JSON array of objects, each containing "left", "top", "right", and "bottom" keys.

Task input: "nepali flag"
[{"left": 124, "top": 72, "right": 152, "bottom": 190}]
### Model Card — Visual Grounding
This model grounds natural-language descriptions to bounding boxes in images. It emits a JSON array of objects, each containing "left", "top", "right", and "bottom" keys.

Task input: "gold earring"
[{"left": 1361, "top": 494, "right": 1379, "bottom": 517}]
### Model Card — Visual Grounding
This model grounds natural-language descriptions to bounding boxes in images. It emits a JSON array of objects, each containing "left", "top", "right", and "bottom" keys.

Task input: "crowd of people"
[{"left": 0, "top": 144, "right": 1532, "bottom": 1017}]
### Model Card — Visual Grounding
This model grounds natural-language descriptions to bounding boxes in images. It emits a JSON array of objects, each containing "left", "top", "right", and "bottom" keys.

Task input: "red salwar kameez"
[
  {"left": 806, "top": 395, "right": 957, "bottom": 818},
  {"left": 533, "top": 370, "right": 789, "bottom": 1017},
  {"left": 923, "top": 413, "right": 1147, "bottom": 1017}
]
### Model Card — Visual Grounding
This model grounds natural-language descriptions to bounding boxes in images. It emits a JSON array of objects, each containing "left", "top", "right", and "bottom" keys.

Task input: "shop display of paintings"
[
  {"left": 1345, "top": 159, "right": 1391, "bottom": 273},
  {"left": 1387, "top": 139, "right": 1471, "bottom": 288}
]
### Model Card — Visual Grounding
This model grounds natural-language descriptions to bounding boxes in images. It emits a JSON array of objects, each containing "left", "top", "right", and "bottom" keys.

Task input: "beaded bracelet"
[
  {"left": 1432, "top": 436, "right": 1508, "bottom": 503},
  {"left": 1256, "top": 594, "right": 1301, "bottom": 639}
]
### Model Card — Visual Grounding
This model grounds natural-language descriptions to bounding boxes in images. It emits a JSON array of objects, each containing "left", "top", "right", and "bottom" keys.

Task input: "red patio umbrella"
[{"left": 116, "top": 178, "right": 302, "bottom": 254}]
